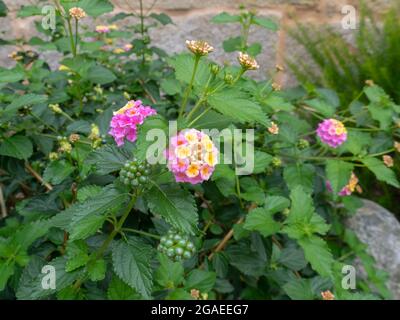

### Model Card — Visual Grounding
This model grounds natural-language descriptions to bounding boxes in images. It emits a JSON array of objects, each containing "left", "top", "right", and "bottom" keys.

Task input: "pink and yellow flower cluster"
[
  {"left": 167, "top": 129, "right": 218, "bottom": 184},
  {"left": 326, "top": 172, "right": 360, "bottom": 196},
  {"left": 109, "top": 100, "right": 156, "bottom": 146},
  {"left": 316, "top": 119, "right": 347, "bottom": 148}
]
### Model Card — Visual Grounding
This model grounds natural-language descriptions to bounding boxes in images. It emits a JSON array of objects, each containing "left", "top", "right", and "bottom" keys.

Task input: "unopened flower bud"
[
  {"left": 271, "top": 157, "right": 282, "bottom": 168},
  {"left": 321, "top": 290, "right": 335, "bottom": 300},
  {"left": 49, "top": 104, "right": 62, "bottom": 114},
  {"left": 268, "top": 122, "right": 279, "bottom": 135},
  {"left": 271, "top": 82, "right": 281, "bottom": 91},
  {"left": 210, "top": 64, "right": 220, "bottom": 75},
  {"left": 238, "top": 52, "right": 259, "bottom": 70},
  {"left": 49, "top": 152, "right": 58, "bottom": 161},
  {"left": 186, "top": 40, "right": 214, "bottom": 56},
  {"left": 224, "top": 73, "right": 234, "bottom": 84},
  {"left": 69, "top": 7, "right": 86, "bottom": 20},
  {"left": 69, "top": 133, "right": 80, "bottom": 143},
  {"left": 298, "top": 139, "right": 310, "bottom": 150},
  {"left": 365, "top": 79, "right": 374, "bottom": 87},
  {"left": 383, "top": 155, "right": 394, "bottom": 167},
  {"left": 394, "top": 141, "right": 400, "bottom": 153}
]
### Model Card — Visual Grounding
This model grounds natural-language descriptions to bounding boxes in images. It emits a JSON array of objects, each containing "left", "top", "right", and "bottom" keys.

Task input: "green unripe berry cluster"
[
  {"left": 297, "top": 139, "right": 310, "bottom": 150},
  {"left": 158, "top": 230, "right": 196, "bottom": 262},
  {"left": 119, "top": 158, "right": 152, "bottom": 188}
]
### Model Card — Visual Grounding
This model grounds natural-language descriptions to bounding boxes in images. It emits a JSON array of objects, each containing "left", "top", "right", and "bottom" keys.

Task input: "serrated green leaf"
[
  {"left": 112, "top": 238, "right": 153, "bottom": 299},
  {"left": 211, "top": 12, "right": 241, "bottom": 23},
  {"left": 184, "top": 269, "right": 216, "bottom": 293},
  {"left": 169, "top": 53, "right": 210, "bottom": 87},
  {"left": 88, "top": 259, "right": 106, "bottom": 281},
  {"left": 208, "top": 90, "right": 269, "bottom": 126},
  {"left": 85, "top": 65, "right": 116, "bottom": 84},
  {"left": 298, "top": 236, "right": 334, "bottom": 277},
  {"left": 252, "top": 16, "right": 279, "bottom": 31},
  {"left": 86, "top": 145, "right": 131, "bottom": 175},
  {"left": 244, "top": 207, "right": 281, "bottom": 237},
  {"left": 286, "top": 186, "right": 315, "bottom": 224},
  {"left": 325, "top": 160, "right": 354, "bottom": 196},
  {"left": 155, "top": 253, "right": 184, "bottom": 289},
  {"left": 283, "top": 163, "right": 315, "bottom": 193},
  {"left": 146, "top": 183, "right": 198, "bottom": 235},
  {"left": 107, "top": 275, "right": 141, "bottom": 300},
  {"left": 43, "top": 160, "right": 75, "bottom": 185},
  {"left": 4, "top": 94, "right": 48, "bottom": 115},
  {"left": 283, "top": 278, "right": 314, "bottom": 300},
  {"left": 77, "top": 185, "right": 102, "bottom": 202},
  {"left": 0, "top": 260, "right": 14, "bottom": 290},
  {"left": 0, "top": 135, "right": 33, "bottom": 160},
  {"left": 362, "top": 157, "right": 400, "bottom": 188}
]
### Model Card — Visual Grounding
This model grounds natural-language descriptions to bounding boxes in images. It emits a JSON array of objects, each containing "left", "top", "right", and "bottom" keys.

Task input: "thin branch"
[
  {"left": 0, "top": 184, "right": 7, "bottom": 219},
  {"left": 25, "top": 163, "right": 53, "bottom": 192}
]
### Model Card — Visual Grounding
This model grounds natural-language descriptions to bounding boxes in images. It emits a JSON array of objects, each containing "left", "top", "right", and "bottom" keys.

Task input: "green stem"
[
  {"left": 139, "top": 0, "right": 146, "bottom": 66},
  {"left": 74, "top": 18, "right": 79, "bottom": 55},
  {"left": 73, "top": 194, "right": 137, "bottom": 290},
  {"left": 66, "top": 17, "right": 76, "bottom": 57},
  {"left": 122, "top": 228, "right": 161, "bottom": 240},
  {"left": 235, "top": 174, "right": 244, "bottom": 209},
  {"left": 179, "top": 55, "right": 200, "bottom": 118},
  {"left": 187, "top": 106, "right": 212, "bottom": 127},
  {"left": 30, "top": 112, "right": 58, "bottom": 134}
]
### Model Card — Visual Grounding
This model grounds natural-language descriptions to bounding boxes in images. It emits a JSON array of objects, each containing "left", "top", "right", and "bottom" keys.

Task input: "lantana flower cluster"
[
  {"left": 166, "top": 129, "right": 218, "bottom": 184},
  {"left": 316, "top": 119, "right": 347, "bottom": 148},
  {"left": 109, "top": 100, "right": 156, "bottom": 146}
]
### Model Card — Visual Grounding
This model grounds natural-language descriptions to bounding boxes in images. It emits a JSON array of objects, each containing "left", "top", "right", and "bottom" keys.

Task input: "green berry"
[{"left": 158, "top": 229, "right": 196, "bottom": 262}]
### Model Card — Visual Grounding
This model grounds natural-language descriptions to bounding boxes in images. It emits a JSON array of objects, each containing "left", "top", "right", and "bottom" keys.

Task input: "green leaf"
[
  {"left": 325, "top": 160, "right": 354, "bottom": 196},
  {"left": 0, "top": 135, "right": 33, "bottom": 160},
  {"left": 17, "top": 5, "right": 42, "bottom": 17},
  {"left": 65, "top": 241, "right": 89, "bottom": 272},
  {"left": 0, "top": 68, "right": 24, "bottom": 83},
  {"left": 283, "top": 163, "right": 315, "bottom": 193},
  {"left": 77, "top": 185, "right": 102, "bottom": 202},
  {"left": 298, "top": 236, "right": 334, "bottom": 277},
  {"left": 4, "top": 94, "right": 48, "bottom": 115},
  {"left": 150, "top": 13, "right": 172, "bottom": 25},
  {"left": 283, "top": 278, "right": 314, "bottom": 300},
  {"left": 278, "top": 247, "right": 307, "bottom": 271},
  {"left": 51, "top": 186, "right": 128, "bottom": 237},
  {"left": 368, "top": 103, "right": 393, "bottom": 130},
  {"left": 86, "top": 145, "right": 130, "bottom": 175},
  {"left": 146, "top": 183, "right": 198, "bottom": 235},
  {"left": 112, "top": 238, "right": 153, "bottom": 299},
  {"left": 253, "top": 151, "right": 272, "bottom": 174},
  {"left": 362, "top": 157, "right": 400, "bottom": 188},
  {"left": 304, "top": 98, "right": 336, "bottom": 118},
  {"left": 252, "top": 16, "right": 279, "bottom": 31},
  {"left": 247, "top": 43, "right": 262, "bottom": 56},
  {"left": 244, "top": 207, "right": 281, "bottom": 237},
  {"left": 134, "top": 115, "right": 168, "bottom": 162},
  {"left": 43, "top": 160, "right": 75, "bottom": 185},
  {"left": 0, "top": 0, "right": 7, "bottom": 17},
  {"left": 85, "top": 65, "right": 116, "bottom": 84},
  {"left": 107, "top": 275, "right": 141, "bottom": 300},
  {"left": 286, "top": 186, "right": 315, "bottom": 224},
  {"left": 0, "top": 260, "right": 14, "bottom": 290},
  {"left": 16, "top": 257, "right": 83, "bottom": 300},
  {"left": 155, "top": 253, "right": 184, "bottom": 289},
  {"left": 212, "top": 12, "right": 241, "bottom": 23},
  {"left": 184, "top": 269, "right": 216, "bottom": 293},
  {"left": 208, "top": 90, "right": 269, "bottom": 126},
  {"left": 88, "top": 259, "right": 106, "bottom": 281},
  {"left": 222, "top": 36, "right": 241, "bottom": 52},
  {"left": 264, "top": 196, "right": 290, "bottom": 214},
  {"left": 160, "top": 78, "right": 181, "bottom": 95},
  {"left": 170, "top": 54, "right": 210, "bottom": 87},
  {"left": 263, "top": 94, "right": 295, "bottom": 112},
  {"left": 226, "top": 242, "right": 266, "bottom": 277}
]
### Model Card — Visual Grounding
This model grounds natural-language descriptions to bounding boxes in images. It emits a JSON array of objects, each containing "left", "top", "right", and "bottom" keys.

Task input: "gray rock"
[{"left": 346, "top": 199, "right": 400, "bottom": 299}]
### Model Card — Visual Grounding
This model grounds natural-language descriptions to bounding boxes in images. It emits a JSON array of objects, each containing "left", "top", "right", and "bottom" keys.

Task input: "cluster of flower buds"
[
  {"left": 69, "top": 7, "right": 86, "bottom": 20},
  {"left": 186, "top": 40, "right": 214, "bottom": 56},
  {"left": 119, "top": 158, "right": 152, "bottom": 188},
  {"left": 57, "top": 136, "right": 72, "bottom": 153},
  {"left": 268, "top": 122, "right": 279, "bottom": 135},
  {"left": 158, "top": 229, "right": 196, "bottom": 262},
  {"left": 238, "top": 52, "right": 259, "bottom": 70}
]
